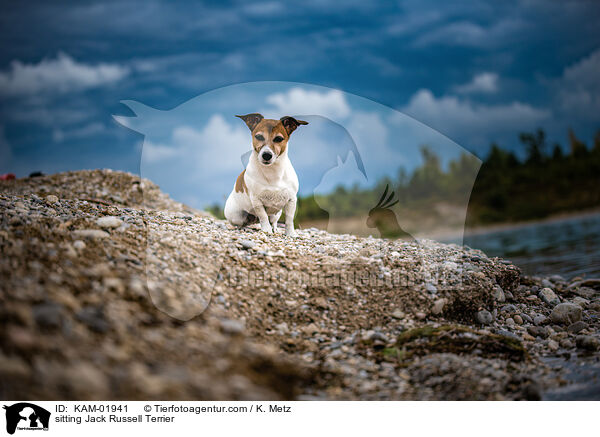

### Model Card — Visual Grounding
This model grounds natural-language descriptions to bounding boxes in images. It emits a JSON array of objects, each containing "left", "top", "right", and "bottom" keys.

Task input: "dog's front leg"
[
  {"left": 251, "top": 197, "right": 272, "bottom": 233},
  {"left": 284, "top": 199, "right": 297, "bottom": 237}
]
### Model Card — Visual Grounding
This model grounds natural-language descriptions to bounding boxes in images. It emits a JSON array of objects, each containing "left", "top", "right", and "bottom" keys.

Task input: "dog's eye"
[
  {"left": 273, "top": 136, "right": 284, "bottom": 143},
  {"left": 255, "top": 134, "right": 265, "bottom": 141}
]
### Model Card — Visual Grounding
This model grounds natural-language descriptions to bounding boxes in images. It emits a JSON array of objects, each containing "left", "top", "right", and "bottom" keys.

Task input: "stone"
[
  {"left": 506, "top": 317, "right": 515, "bottom": 326},
  {"left": 567, "top": 321, "right": 588, "bottom": 334},
  {"left": 314, "top": 297, "right": 329, "bottom": 309},
  {"left": 302, "top": 323, "right": 319, "bottom": 335},
  {"left": 575, "top": 335, "right": 600, "bottom": 351},
  {"left": 431, "top": 298, "right": 446, "bottom": 315},
  {"left": 574, "top": 287, "right": 597, "bottom": 299},
  {"left": 539, "top": 288, "right": 560, "bottom": 306},
  {"left": 572, "top": 297, "right": 590, "bottom": 308},
  {"left": 527, "top": 326, "right": 548, "bottom": 339},
  {"left": 96, "top": 216, "right": 122, "bottom": 228},
  {"left": 72, "top": 229, "right": 110, "bottom": 240},
  {"left": 32, "top": 303, "right": 63, "bottom": 329},
  {"left": 500, "top": 304, "right": 517, "bottom": 314},
  {"left": 559, "top": 339, "right": 574, "bottom": 349},
  {"left": 541, "top": 279, "right": 554, "bottom": 289},
  {"left": 513, "top": 315, "right": 523, "bottom": 325},
  {"left": 76, "top": 306, "right": 110, "bottom": 333},
  {"left": 220, "top": 318, "right": 245, "bottom": 335},
  {"left": 73, "top": 240, "right": 86, "bottom": 250},
  {"left": 391, "top": 309, "right": 405, "bottom": 319},
  {"left": 239, "top": 240, "right": 256, "bottom": 250},
  {"left": 547, "top": 339, "right": 559, "bottom": 351},
  {"left": 492, "top": 285, "right": 505, "bottom": 302},
  {"left": 45, "top": 194, "right": 59, "bottom": 204},
  {"left": 476, "top": 310, "right": 493, "bottom": 325},
  {"left": 533, "top": 315, "right": 547, "bottom": 326},
  {"left": 367, "top": 331, "right": 389, "bottom": 344},
  {"left": 550, "top": 303, "right": 582, "bottom": 325},
  {"left": 521, "top": 314, "right": 533, "bottom": 323},
  {"left": 274, "top": 322, "right": 289, "bottom": 334}
]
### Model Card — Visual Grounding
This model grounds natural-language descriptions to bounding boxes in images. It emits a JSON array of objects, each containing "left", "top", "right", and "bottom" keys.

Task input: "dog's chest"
[{"left": 258, "top": 188, "right": 292, "bottom": 214}]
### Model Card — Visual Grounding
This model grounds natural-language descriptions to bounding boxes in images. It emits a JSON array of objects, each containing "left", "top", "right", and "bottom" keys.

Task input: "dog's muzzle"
[{"left": 260, "top": 148, "right": 274, "bottom": 165}]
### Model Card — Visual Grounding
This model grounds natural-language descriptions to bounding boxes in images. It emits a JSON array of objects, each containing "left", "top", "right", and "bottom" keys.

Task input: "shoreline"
[{"left": 463, "top": 207, "right": 600, "bottom": 238}]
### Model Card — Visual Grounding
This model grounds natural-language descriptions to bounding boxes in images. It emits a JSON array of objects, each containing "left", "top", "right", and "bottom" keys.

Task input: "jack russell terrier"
[{"left": 224, "top": 113, "right": 308, "bottom": 237}]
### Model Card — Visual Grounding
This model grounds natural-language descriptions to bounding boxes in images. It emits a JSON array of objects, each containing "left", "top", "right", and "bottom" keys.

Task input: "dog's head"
[{"left": 236, "top": 113, "right": 308, "bottom": 166}]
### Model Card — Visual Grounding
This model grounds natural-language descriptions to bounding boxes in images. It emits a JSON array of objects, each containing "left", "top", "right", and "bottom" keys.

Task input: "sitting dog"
[{"left": 224, "top": 113, "right": 308, "bottom": 237}]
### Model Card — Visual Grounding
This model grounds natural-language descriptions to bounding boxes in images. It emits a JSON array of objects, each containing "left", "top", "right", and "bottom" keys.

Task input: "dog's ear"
[
  {"left": 280, "top": 116, "right": 308, "bottom": 135},
  {"left": 235, "top": 113, "right": 264, "bottom": 131}
]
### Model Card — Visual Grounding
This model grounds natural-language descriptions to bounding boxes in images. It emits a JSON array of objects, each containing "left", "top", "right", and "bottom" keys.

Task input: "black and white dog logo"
[{"left": 3, "top": 403, "right": 50, "bottom": 435}]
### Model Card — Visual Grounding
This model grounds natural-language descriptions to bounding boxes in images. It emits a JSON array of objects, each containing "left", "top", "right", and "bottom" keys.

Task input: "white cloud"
[
  {"left": 556, "top": 49, "right": 600, "bottom": 120},
  {"left": 265, "top": 87, "right": 351, "bottom": 119},
  {"left": 402, "top": 89, "right": 550, "bottom": 141},
  {"left": 412, "top": 18, "right": 527, "bottom": 49},
  {"left": 0, "top": 52, "right": 130, "bottom": 96},
  {"left": 143, "top": 114, "right": 248, "bottom": 171},
  {"left": 52, "top": 122, "right": 106, "bottom": 143},
  {"left": 455, "top": 72, "right": 499, "bottom": 94}
]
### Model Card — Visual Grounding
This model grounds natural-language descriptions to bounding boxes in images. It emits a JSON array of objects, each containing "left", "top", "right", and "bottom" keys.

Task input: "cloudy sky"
[{"left": 1, "top": 0, "right": 599, "bottom": 200}]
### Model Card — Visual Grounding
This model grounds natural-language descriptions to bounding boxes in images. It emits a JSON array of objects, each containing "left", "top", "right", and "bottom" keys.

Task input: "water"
[
  {"left": 462, "top": 212, "right": 600, "bottom": 279},
  {"left": 542, "top": 355, "right": 600, "bottom": 400}
]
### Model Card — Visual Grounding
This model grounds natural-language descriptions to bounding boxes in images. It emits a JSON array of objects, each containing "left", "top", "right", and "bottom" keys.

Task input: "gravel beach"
[{"left": 1, "top": 170, "right": 599, "bottom": 400}]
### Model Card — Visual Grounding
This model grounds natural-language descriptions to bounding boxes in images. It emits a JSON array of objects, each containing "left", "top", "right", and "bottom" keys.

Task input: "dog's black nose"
[{"left": 262, "top": 151, "right": 273, "bottom": 161}]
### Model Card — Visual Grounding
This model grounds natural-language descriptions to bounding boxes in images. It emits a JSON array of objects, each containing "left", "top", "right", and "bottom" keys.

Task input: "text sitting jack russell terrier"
[{"left": 224, "top": 113, "right": 308, "bottom": 237}]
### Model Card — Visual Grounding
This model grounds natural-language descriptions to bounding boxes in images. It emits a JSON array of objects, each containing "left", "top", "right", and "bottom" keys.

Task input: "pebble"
[
  {"left": 274, "top": 322, "right": 289, "bottom": 334},
  {"left": 550, "top": 303, "right": 582, "bottom": 325},
  {"left": 575, "top": 335, "right": 600, "bottom": 351},
  {"left": 240, "top": 240, "right": 256, "bottom": 250},
  {"left": 45, "top": 194, "right": 59, "bottom": 204},
  {"left": 302, "top": 323, "right": 319, "bottom": 335},
  {"left": 73, "top": 240, "right": 86, "bottom": 250},
  {"left": 567, "top": 321, "right": 588, "bottom": 334},
  {"left": 501, "top": 304, "right": 516, "bottom": 314},
  {"left": 572, "top": 297, "right": 590, "bottom": 308},
  {"left": 559, "top": 339, "right": 574, "bottom": 349},
  {"left": 391, "top": 310, "right": 405, "bottom": 319},
  {"left": 513, "top": 315, "right": 523, "bottom": 325},
  {"left": 315, "top": 297, "right": 329, "bottom": 309},
  {"left": 72, "top": 229, "right": 110, "bottom": 240},
  {"left": 521, "top": 314, "right": 533, "bottom": 323},
  {"left": 220, "top": 318, "right": 245, "bottom": 335},
  {"left": 493, "top": 285, "right": 505, "bottom": 302},
  {"left": 76, "top": 306, "right": 110, "bottom": 333},
  {"left": 32, "top": 303, "right": 63, "bottom": 329},
  {"left": 547, "top": 339, "right": 559, "bottom": 352},
  {"left": 527, "top": 326, "right": 549, "bottom": 339},
  {"left": 533, "top": 315, "right": 547, "bottom": 326},
  {"left": 539, "top": 288, "right": 560, "bottom": 306},
  {"left": 96, "top": 216, "right": 122, "bottom": 228},
  {"left": 476, "top": 310, "right": 493, "bottom": 325},
  {"left": 431, "top": 298, "right": 447, "bottom": 315}
]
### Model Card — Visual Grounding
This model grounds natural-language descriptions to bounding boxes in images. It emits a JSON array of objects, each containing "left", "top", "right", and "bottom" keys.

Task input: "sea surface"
[{"left": 460, "top": 212, "right": 600, "bottom": 279}]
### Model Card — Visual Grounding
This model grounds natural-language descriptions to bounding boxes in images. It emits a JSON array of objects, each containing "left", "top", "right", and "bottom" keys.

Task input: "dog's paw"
[
  {"left": 261, "top": 223, "right": 273, "bottom": 233},
  {"left": 285, "top": 228, "right": 297, "bottom": 238}
]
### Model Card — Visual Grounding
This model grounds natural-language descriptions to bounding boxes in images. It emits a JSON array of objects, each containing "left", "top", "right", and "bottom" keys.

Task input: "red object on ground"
[{"left": 0, "top": 173, "right": 16, "bottom": 180}]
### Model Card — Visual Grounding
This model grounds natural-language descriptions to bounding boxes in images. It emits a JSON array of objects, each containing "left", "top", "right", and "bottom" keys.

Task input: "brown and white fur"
[{"left": 224, "top": 113, "right": 308, "bottom": 237}]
